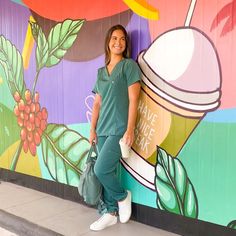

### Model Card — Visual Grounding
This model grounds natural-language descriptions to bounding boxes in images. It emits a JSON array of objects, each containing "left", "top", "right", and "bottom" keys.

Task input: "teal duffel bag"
[{"left": 78, "top": 144, "right": 102, "bottom": 206}]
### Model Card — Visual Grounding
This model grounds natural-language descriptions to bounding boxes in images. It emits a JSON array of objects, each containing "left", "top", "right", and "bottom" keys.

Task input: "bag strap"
[
  {"left": 92, "top": 142, "right": 98, "bottom": 155},
  {"left": 86, "top": 142, "right": 98, "bottom": 163}
]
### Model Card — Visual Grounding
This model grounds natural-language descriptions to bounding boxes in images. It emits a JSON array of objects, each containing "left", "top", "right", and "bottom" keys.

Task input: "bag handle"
[{"left": 86, "top": 142, "right": 98, "bottom": 163}]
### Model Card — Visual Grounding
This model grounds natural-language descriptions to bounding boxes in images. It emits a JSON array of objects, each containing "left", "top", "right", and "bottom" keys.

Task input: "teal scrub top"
[{"left": 93, "top": 58, "right": 141, "bottom": 136}]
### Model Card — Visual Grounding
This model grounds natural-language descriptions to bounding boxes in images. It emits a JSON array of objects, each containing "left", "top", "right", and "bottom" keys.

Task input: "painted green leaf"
[
  {"left": 46, "top": 19, "right": 85, "bottom": 67},
  {"left": 0, "top": 65, "right": 15, "bottom": 109},
  {"left": 29, "top": 21, "right": 40, "bottom": 42},
  {"left": 228, "top": 220, "right": 236, "bottom": 229},
  {"left": 155, "top": 148, "right": 198, "bottom": 218},
  {"left": 41, "top": 123, "right": 90, "bottom": 186},
  {"left": 36, "top": 28, "right": 48, "bottom": 71},
  {"left": 0, "top": 35, "right": 26, "bottom": 98},
  {"left": 30, "top": 22, "right": 48, "bottom": 71},
  {"left": 0, "top": 103, "right": 20, "bottom": 156}
]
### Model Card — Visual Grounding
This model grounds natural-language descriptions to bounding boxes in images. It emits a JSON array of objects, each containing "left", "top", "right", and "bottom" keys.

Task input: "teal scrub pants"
[{"left": 94, "top": 135, "right": 128, "bottom": 213}]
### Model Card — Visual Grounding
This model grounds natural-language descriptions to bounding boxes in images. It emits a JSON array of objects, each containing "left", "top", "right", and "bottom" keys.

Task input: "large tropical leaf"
[
  {"left": 0, "top": 103, "right": 20, "bottom": 156},
  {"left": 41, "top": 123, "right": 90, "bottom": 186},
  {"left": 155, "top": 148, "right": 198, "bottom": 218},
  {"left": 46, "top": 19, "right": 85, "bottom": 67},
  {"left": 0, "top": 35, "right": 25, "bottom": 98}
]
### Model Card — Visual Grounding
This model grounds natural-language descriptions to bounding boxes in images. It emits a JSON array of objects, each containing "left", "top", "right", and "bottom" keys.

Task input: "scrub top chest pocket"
[{"left": 110, "top": 71, "right": 128, "bottom": 98}]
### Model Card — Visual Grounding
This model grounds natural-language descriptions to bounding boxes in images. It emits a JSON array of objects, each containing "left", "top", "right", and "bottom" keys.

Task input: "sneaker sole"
[{"left": 90, "top": 218, "right": 117, "bottom": 231}]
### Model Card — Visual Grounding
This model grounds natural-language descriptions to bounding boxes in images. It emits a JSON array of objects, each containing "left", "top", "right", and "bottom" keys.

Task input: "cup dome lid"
[{"left": 138, "top": 27, "right": 222, "bottom": 112}]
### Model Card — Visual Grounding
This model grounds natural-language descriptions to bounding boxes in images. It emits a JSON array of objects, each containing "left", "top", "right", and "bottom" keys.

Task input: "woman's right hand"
[
  {"left": 89, "top": 94, "right": 101, "bottom": 145},
  {"left": 89, "top": 129, "right": 97, "bottom": 145}
]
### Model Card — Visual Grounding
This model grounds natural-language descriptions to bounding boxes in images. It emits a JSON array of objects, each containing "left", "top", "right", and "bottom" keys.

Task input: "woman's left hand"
[{"left": 122, "top": 129, "right": 135, "bottom": 147}]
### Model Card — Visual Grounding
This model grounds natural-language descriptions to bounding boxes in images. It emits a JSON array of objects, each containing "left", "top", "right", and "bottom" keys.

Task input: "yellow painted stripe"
[
  {"left": 22, "top": 16, "right": 35, "bottom": 70},
  {"left": 123, "top": 0, "right": 159, "bottom": 20},
  {"left": 0, "top": 140, "right": 41, "bottom": 177}
]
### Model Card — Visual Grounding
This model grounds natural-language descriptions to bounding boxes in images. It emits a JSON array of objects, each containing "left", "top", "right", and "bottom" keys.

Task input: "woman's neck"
[{"left": 109, "top": 55, "right": 123, "bottom": 66}]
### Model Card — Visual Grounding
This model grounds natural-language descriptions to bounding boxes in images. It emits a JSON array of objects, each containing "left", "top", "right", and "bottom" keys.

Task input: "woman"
[{"left": 89, "top": 24, "right": 141, "bottom": 231}]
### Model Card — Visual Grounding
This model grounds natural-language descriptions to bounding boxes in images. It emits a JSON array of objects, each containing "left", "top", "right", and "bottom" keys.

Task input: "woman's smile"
[{"left": 109, "top": 29, "right": 126, "bottom": 56}]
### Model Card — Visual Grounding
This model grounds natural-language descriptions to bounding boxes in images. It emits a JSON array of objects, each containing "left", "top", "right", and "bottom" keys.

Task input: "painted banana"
[{"left": 123, "top": 0, "right": 159, "bottom": 20}]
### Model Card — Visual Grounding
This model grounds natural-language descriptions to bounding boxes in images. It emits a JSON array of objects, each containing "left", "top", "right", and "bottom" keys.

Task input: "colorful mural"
[{"left": 1, "top": 0, "right": 236, "bottom": 232}]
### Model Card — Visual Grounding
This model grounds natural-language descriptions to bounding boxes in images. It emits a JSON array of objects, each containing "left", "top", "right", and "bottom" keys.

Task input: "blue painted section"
[{"left": 204, "top": 108, "right": 236, "bottom": 123}]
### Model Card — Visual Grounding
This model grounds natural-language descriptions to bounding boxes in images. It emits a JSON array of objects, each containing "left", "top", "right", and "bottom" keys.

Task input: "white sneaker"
[
  {"left": 118, "top": 190, "right": 132, "bottom": 223},
  {"left": 89, "top": 213, "right": 117, "bottom": 231}
]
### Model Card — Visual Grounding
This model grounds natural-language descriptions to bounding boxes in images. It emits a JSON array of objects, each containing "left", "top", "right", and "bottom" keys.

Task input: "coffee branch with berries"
[
  {"left": 14, "top": 90, "right": 48, "bottom": 156},
  {"left": 0, "top": 19, "right": 85, "bottom": 177}
]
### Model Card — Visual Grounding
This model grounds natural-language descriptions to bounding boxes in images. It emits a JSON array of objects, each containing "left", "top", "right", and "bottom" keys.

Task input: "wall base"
[{"left": 0, "top": 168, "right": 235, "bottom": 236}]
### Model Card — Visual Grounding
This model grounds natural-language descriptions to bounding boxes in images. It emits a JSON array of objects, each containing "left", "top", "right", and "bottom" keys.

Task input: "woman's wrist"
[
  {"left": 90, "top": 127, "right": 96, "bottom": 132},
  {"left": 126, "top": 126, "right": 135, "bottom": 133}
]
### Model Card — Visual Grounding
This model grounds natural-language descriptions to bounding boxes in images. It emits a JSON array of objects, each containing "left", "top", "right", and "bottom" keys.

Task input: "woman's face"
[{"left": 108, "top": 29, "right": 126, "bottom": 57}]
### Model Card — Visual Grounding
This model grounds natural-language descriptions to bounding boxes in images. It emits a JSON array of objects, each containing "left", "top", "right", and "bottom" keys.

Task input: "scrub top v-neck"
[{"left": 93, "top": 58, "right": 141, "bottom": 136}]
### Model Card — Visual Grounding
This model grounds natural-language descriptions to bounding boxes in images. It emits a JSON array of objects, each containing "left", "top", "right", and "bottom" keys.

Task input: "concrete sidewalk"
[
  {"left": 0, "top": 181, "right": 180, "bottom": 236},
  {"left": 0, "top": 226, "right": 18, "bottom": 236}
]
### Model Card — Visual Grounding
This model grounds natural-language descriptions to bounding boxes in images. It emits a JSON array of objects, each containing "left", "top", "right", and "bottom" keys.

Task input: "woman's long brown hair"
[{"left": 104, "top": 25, "right": 130, "bottom": 66}]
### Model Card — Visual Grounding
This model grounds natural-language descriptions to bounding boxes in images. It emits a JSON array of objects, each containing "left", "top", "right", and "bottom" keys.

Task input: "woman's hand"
[
  {"left": 122, "top": 129, "right": 135, "bottom": 147},
  {"left": 89, "top": 129, "right": 97, "bottom": 145},
  {"left": 89, "top": 94, "right": 101, "bottom": 145}
]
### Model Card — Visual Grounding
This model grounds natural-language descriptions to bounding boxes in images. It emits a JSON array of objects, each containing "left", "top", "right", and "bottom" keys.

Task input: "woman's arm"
[
  {"left": 123, "top": 82, "right": 141, "bottom": 146},
  {"left": 89, "top": 94, "right": 101, "bottom": 144}
]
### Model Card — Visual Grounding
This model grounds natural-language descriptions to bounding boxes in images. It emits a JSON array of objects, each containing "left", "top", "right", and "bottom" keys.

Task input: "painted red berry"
[
  {"left": 37, "top": 111, "right": 42, "bottom": 120},
  {"left": 24, "top": 89, "right": 31, "bottom": 102},
  {"left": 20, "top": 112, "right": 24, "bottom": 120},
  {"left": 36, "top": 128, "right": 43, "bottom": 137},
  {"left": 26, "top": 98, "right": 32, "bottom": 105},
  {"left": 40, "top": 120, "right": 47, "bottom": 131},
  {"left": 20, "top": 128, "right": 27, "bottom": 141},
  {"left": 27, "top": 131, "right": 33, "bottom": 142},
  {"left": 26, "top": 121, "right": 34, "bottom": 132},
  {"left": 23, "top": 119, "right": 27, "bottom": 128},
  {"left": 14, "top": 91, "right": 21, "bottom": 102},
  {"left": 32, "top": 123, "right": 35, "bottom": 131},
  {"left": 34, "top": 131, "right": 41, "bottom": 146},
  {"left": 29, "top": 113, "right": 35, "bottom": 123},
  {"left": 29, "top": 142, "right": 36, "bottom": 156},
  {"left": 34, "top": 92, "right": 39, "bottom": 103},
  {"left": 14, "top": 105, "right": 20, "bottom": 116},
  {"left": 35, "top": 103, "right": 40, "bottom": 113},
  {"left": 18, "top": 99, "right": 25, "bottom": 111},
  {"left": 41, "top": 108, "right": 48, "bottom": 120},
  {"left": 24, "top": 113, "right": 29, "bottom": 121},
  {"left": 17, "top": 117, "right": 24, "bottom": 127},
  {"left": 30, "top": 103, "right": 36, "bottom": 113},
  {"left": 23, "top": 140, "right": 28, "bottom": 153},
  {"left": 25, "top": 105, "right": 30, "bottom": 114},
  {"left": 35, "top": 117, "right": 40, "bottom": 128}
]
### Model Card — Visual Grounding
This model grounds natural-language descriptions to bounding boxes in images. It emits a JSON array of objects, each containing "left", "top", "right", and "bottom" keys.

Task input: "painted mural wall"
[{"left": 0, "top": 0, "right": 236, "bottom": 231}]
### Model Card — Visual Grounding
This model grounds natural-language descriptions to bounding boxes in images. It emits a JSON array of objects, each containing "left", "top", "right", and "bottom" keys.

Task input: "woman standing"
[{"left": 89, "top": 24, "right": 141, "bottom": 231}]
